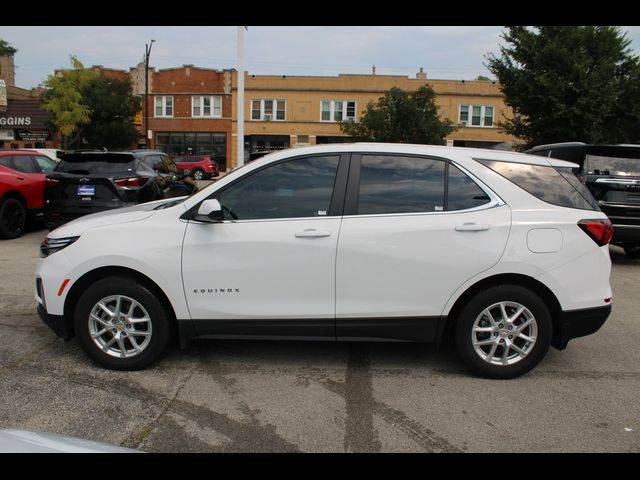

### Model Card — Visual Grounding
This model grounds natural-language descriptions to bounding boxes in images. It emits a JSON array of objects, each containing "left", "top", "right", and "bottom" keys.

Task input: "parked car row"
[{"left": 0, "top": 149, "right": 222, "bottom": 238}]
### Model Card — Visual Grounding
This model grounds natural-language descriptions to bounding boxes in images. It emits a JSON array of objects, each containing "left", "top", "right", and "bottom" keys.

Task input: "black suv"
[
  {"left": 44, "top": 150, "right": 198, "bottom": 230},
  {"left": 526, "top": 142, "right": 640, "bottom": 257}
]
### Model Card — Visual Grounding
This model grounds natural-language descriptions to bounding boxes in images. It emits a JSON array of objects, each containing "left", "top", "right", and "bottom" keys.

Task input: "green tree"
[
  {"left": 476, "top": 75, "right": 491, "bottom": 81},
  {"left": 42, "top": 55, "right": 97, "bottom": 149},
  {"left": 80, "top": 76, "right": 141, "bottom": 149},
  {"left": 486, "top": 26, "right": 640, "bottom": 149},
  {"left": 0, "top": 39, "right": 17, "bottom": 56},
  {"left": 340, "top": 85, "right": 456, "bottom": 145}
]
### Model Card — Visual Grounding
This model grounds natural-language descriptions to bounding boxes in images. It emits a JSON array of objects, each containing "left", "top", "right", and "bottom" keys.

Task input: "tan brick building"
[{"left": 230, "top": 69, "right": 518, "bottom": 169}]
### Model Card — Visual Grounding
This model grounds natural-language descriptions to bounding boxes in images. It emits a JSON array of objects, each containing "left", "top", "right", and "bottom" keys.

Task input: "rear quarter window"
[{"left": 476, "top": 158, "right": 599, "bottom": 211}]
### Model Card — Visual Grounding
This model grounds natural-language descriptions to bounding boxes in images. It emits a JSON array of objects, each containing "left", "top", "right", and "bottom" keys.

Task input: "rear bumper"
[
  {"left": 37, "top": 303, "right": 73, "bottom": 340},
  {"left": 552, "top": 304, "right": 611, "bottom": 350}
]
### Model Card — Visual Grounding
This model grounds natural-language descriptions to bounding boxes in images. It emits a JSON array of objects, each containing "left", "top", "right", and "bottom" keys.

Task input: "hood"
[{"left": 49, "top": 197, "right": 184, "bottom": 238}]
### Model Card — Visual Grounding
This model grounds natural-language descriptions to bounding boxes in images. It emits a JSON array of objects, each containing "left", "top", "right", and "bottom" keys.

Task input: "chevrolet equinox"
[{"left": 35, "top": 143, "right": 613, "bottom": 378}]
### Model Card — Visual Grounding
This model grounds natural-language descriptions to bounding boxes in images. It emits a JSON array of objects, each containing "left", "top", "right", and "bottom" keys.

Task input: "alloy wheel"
[
  {"left": 88, "top": 295, "right": 153, "bottom": 358},
  {"left": 471, "top": 301, "right": 538, "bottom": 366}
]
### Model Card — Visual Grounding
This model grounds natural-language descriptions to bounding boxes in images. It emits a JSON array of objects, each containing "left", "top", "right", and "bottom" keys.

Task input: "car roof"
[
  {"left": 0, "top": 150, "right": 40, "bottom": 155},
  {"left": 252, "top": 142, "right": 579, "bottom": 168}
]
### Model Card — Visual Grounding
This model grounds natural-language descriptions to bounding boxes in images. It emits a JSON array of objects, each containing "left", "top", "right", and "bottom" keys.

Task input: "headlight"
[{"left": 40, "top": 236, "right": 80, "bottom": 258}]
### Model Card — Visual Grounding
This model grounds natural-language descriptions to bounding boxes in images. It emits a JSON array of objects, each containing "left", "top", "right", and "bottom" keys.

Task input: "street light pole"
[{"left": 144, "top": 39, "right": 155, "bottom": 148}]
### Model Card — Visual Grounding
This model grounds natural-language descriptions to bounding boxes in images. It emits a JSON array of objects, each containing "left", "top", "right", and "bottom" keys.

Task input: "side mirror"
[{"left": 192, "top": 199, "right": 223, "bottom": 223}]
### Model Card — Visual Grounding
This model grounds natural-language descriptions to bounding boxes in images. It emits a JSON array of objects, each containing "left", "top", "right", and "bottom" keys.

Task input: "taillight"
[
  {"left": 578, "top": 219, "right": 614, "bottom": 246},
  {"left": 44, "top": 177, "right": 59, "bottom": 188},
  {"left": 115, "top": 177, "right": 148, "bottom": 188}
]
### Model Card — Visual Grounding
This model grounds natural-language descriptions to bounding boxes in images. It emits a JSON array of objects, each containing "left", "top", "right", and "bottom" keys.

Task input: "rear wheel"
[
  {"left": 74, "top": 277, "right": 173, "bottom": 370},
  {"left": 0, "top": 197, "right": 27, "bottom": 239},
  {"left": 455, "top": 285, "right": 552, "bottom": 379},
  {"left": 191, "top": 169, "right": 204, "bottom": 180}
]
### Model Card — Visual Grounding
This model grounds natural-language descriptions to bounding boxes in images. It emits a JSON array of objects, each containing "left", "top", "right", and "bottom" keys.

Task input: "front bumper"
[
  {"left": 552, "top": 304, "right": 612, "bottom": 350},
  {"left": 37, "top": 304, "right": 73, "bottom": 341}
]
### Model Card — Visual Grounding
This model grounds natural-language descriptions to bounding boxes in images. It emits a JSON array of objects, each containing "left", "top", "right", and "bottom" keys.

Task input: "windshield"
[{"left": 585, "top": 154, "right": 640, "bottom": 177}]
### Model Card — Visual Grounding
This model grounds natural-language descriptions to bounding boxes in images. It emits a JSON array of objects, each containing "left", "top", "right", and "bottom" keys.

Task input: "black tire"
[
  {"left": 73, "top": 276, "right": 173, "bottom": 370},
  {"left": 454, "top": 285, "right": 552, "bottom": 379},
  {"left": 623, "top": 246, "right": 640, "bottom": 258},
  {"left": 0, "top": 197, "right": 27, "bottom": 239},
  {"left": 191, "top": 169, "right": 204, "bottom": 180}
]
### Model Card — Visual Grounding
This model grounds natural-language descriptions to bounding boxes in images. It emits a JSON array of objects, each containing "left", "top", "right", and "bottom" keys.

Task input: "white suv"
[{"left": 35, "top": 143, "right": 613, "bottom": 378}]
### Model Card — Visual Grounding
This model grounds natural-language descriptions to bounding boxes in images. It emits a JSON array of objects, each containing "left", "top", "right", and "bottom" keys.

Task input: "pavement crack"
[{"left": 123, "top": 366, "right": 197, "bottom": 450}]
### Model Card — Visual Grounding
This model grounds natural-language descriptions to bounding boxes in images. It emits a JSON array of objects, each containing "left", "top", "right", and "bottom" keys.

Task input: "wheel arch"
[
  {"left": 63, "top": 266, "right": 178, "bottom": 339},
  {"left": 440, "top": 273, "right": 563, "bottom": 348},
  {"left": 1, "top": 189, "right": 27, "bottom": 205}
]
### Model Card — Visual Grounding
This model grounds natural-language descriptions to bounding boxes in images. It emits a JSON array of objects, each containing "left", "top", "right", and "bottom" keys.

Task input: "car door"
[
  {"left": 181, "top": 153, "right": 348, "bottom": 338},
  {"left": 6, "top": 155, "right": 45, "bottom": 209},
  {"left": 335, "top": 153, "right": 511, "bottom": 341}
]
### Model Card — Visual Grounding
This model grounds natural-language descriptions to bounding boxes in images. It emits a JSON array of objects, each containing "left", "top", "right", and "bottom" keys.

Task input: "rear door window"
[
  {"left": 447, "top": 164, "right": 491, "bottom": 211},
  {"left": 477, "top": 158, "right": 599, "bottom": 211},
  {"left": 358, "top": 155, "right": 446, "bottom": 214}
]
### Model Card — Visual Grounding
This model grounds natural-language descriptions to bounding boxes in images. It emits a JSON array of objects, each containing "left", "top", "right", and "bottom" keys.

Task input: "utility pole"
[
  {"left": 237, "top": 27, "right": 246, "bottom": 167},
  {"left": 144, "top": 39, "right": 155, "bottom": 148}
]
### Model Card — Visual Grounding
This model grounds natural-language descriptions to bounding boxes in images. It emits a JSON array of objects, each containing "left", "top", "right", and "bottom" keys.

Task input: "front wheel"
[
  {"left": 455, "top": 285, "right": 552, "bottom": 379},
  {"left": 191, "top": 169, "right": 204, "bottom": 180},
  {"left": 74, "top": 277, "right": 173, "bottom": 370}
]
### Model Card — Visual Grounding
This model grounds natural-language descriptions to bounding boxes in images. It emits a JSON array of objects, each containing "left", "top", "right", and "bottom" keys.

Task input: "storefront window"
[{"left": 155, "top": 132, "right": 228, "bottom": 170}]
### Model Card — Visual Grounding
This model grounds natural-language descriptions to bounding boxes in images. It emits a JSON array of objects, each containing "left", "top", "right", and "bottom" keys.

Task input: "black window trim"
[
  {"left": 343, "top": 152, "right": 503, "bottom": 217},
  {"left": 183, "top": 152, "right": 351, "bottom": 223}
]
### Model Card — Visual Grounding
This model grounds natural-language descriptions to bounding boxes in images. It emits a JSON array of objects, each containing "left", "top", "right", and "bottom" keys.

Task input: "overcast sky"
[{"left": 3, "top": 26, "right": 640, "bottom": 89}]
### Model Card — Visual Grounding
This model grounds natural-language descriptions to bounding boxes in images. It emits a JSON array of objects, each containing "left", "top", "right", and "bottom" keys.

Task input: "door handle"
[
  {"left": 455, "top": 223, "right": 491, "bottom": 232},
  {"left": 295, "top": 229, "right": 331, "bottom": 238},
  {"left": 17, "top": 177, "right": 25, "bottom": 181}
]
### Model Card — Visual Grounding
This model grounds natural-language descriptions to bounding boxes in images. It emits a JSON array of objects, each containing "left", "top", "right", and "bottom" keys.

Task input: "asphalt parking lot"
[{"left": 0, "top": 226, "right": 639, "bottom": 452}]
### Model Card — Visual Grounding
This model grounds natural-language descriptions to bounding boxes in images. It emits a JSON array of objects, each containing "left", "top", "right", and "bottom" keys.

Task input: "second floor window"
[
  {"left": 155, "top": 96, "right": 173, "bottom": 117},
  {"left": 459, "top": 105, "right": 494, "bottom": 127},
  {"left": 321, "top": 100, "right": 357, "bottom": 122},
  {"left": 192, "top": 96, "right": 222, "bottom": 118},
  {"left": 251, "top": 99, "right": 287, "bottom": 121}
]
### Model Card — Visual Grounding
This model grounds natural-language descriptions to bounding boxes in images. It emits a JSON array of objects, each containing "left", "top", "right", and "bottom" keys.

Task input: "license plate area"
[{"left": 77, "top": 185, "right": 96, "bottom": 196}]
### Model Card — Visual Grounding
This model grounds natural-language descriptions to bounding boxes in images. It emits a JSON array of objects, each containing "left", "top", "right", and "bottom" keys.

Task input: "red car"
[
  {"left": 0, "top": 150, "right": 57, "bottom": 239},
  {"left": 173, "top": 155, "right": 219, "bottom": 180}
]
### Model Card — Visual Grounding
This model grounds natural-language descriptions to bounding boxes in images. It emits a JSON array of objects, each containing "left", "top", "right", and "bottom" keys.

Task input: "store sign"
[
  {"left": 0, "top": 116, "right": 32, "bottom": 126},
  {"left": 15, "top": 129, "right": 51, "bottom": 141}
]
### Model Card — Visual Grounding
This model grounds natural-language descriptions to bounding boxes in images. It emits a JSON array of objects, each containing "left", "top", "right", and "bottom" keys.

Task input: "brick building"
[
  {"left": 143, "top": 65, "right": 233, "bottom": 171},
  {"left": 1, "top": 53, "right": 54, "bottom": 149}
]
